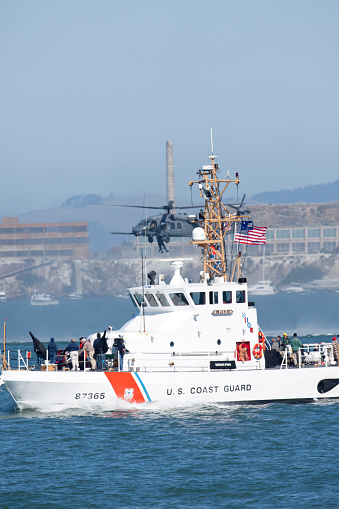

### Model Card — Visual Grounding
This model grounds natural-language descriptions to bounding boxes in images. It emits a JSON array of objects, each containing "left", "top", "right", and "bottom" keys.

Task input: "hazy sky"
[{"left": 1, "top": 0, "right": 338, "bottom": 215}]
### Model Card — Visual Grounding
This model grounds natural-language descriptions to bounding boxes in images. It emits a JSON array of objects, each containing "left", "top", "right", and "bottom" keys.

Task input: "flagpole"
[{"left": 263, "top": 245, "right": 265, "bottom": 281}]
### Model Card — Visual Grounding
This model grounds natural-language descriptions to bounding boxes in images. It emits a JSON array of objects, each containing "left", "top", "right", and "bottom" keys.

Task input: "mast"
[{"left": 189, "top": 134, "right": 250, "bottom": 281}]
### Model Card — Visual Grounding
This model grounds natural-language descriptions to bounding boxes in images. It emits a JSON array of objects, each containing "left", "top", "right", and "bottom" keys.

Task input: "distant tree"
[{"left": 62, "top": 194, "right": 103, "bottom": 208}]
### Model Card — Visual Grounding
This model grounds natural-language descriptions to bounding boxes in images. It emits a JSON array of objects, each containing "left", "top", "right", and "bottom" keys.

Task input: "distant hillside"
[
  {"left": 251, "top": 180, "right": 339, "bottom": 204},
  {"left": 14, "top": 180, "right": 339, "bottom": 253},
  {"left": 18, "top": 193, "right": 203, "bottom": 252}
]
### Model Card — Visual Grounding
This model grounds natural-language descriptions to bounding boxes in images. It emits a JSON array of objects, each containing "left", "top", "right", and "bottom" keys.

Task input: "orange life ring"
[{"left": 252, "top": 343, "right": 263, "bottom": 359}]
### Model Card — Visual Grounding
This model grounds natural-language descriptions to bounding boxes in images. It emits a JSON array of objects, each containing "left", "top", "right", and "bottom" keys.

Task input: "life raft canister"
[{"left": 252, "top": 343, "right": 263, "bottom": 359}]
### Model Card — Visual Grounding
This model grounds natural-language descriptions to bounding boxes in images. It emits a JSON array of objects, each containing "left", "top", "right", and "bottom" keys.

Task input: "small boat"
[
  {"left": 280, "top": 283, "right": 306, "bottom": 293},
  {"left": 2, "top": 138, "right": 339, "bottom": 410},
  {"left": 69, "top": 292, "right": 82, "bottom": 300},
  {"left": 30, "top": 291, "right": 59, "bottom": 306},
  {"left": 248, "top": 280, "right": 276, "bottom": 295},
  {"left": 248, "top": 246, "right": 276, "bottom": 295},
  {"left": 0, "top": 289, "right": 6, "bottom": 302}
]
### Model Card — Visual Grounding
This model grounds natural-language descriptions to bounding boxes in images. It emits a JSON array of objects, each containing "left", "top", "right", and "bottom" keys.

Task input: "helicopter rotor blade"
[
  {"left": 93, "top": 202, "right": 205, "bottom": 211},
  {"left": 110, "top": 231, "right": 135, "bottom": 235},
  {"left": 93, "top": 203, "right": 165, "bottom": 210}
]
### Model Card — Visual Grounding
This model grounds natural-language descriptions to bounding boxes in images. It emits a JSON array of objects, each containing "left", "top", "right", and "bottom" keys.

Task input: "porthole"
[
  {"left": 170, "top": 341, "right": 174, "bottom": 347},
  {"left": 217, "top": 339, "right": 221, "bottom": 346}
]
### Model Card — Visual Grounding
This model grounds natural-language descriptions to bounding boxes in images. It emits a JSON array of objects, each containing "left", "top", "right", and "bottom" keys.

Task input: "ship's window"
[
  {"left": 190, "top": 292, "right": 206, "bottom": 305},
  {"left": 217, "top": 339, "right": 221, "bottom": 345},
  {"left": 145, "top": 293, "right": 158, "bottom": 307},
  {"left": 236, "top": 341, "right": 251, "bottom": 362},
  {"left": 209, "top": 291, "right": 218, "bottom": 304},
  {"left": 128, "top": 294, "right": 138, "bottom": 308},
  {"left": 170, "top": 341, "right": 174, "bottom": 347},
  {"left": 176, "top": 223, "right": 182, "bottom": 230},
  {"left": 134, "top": 293, "right": 147, "bottom": 307},
  {"left": 157, "top": 293, "right": 170, "bottom": 306},
  {"left": 169, "top": 292, "right": 189, "bottom": 306},
  {"left": 236, "top": 290, "right": 246, "bottom": 303},
  {"left": 222, "top": 291, "right": 232, "bottom": 304},
  {"left": 170, "top": 223, "right": 175, "bottom": 230}
]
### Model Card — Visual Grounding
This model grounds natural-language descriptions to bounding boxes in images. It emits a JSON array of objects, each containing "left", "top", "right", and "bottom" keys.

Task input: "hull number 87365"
[{"left": 75, "top": 393, "right": 106, "bottom": 400}]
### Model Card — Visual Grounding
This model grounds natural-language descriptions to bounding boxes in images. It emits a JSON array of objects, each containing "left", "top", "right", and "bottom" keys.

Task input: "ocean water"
[{"left": 1, "top": 293, "right": 339, "bottom": 507}]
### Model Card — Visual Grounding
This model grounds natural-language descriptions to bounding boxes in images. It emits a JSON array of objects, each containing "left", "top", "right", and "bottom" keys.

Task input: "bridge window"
[
  {"left": 128, "top": 294, "right": 138, "bottom": 308},
  {"left": 209, "top": 291, "right": 219, "bottom": 304},
  {"left": 236, "top": 290, "right": 246, "bottom": 303},
  {"left": 169, "top": 292, "right": 189, "bottom": 306},
  {"left": 145, "top": 293, "right": 158, "bottom": 307},
  {"left": 190, "top": 292, "right": 206, "bottom": 305},
  {"left": 157, "top": 293, "right": 170, "bottom": 306},
  {"left": 222, "top": 291, "right": 232, "bottom": 304},
  {"left": 176, "top": 223, "right": 182, "bottom": 230},
  {"left": 133, "top": 293, "right": 147, "bottom": 307}
]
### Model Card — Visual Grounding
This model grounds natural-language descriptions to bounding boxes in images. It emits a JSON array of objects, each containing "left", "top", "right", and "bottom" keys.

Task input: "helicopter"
[
  {"left": 108, "top": 195, "right": 249, "bottom": 253},
  {"left": 101, "top": 140, "right": 249, "bottom": 252},
  {"left": 109, "top": 200, "right": 200, "bottom": 253}
]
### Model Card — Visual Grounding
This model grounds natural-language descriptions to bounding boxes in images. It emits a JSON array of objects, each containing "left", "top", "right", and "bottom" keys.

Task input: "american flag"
[{"left": 234, "top": 222, "right": 267, "bottom": 245}]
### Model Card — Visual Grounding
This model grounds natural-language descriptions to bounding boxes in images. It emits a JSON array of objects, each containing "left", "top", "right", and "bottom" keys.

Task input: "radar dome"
[{"left": 192, "top": 227, "right": 205, "bottom": 241}]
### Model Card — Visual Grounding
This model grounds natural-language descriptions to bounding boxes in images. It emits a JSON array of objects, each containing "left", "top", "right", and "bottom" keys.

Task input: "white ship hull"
[{"left": 3, "top": 366, "right": 339, "bottom": 410}]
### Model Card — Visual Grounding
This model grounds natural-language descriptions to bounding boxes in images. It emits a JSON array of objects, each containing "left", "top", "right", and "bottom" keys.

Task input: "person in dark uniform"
[
  {"left": 117, "top": 337, "right": 129, "bottom": 371},
  {"left": 48, "top": 337, "right": 58, "bottom": 364}
]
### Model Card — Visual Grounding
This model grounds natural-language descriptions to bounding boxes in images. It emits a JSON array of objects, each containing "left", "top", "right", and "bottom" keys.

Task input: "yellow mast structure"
[{"left": 189, "top": 143, "right": 250, "bottom": 282}]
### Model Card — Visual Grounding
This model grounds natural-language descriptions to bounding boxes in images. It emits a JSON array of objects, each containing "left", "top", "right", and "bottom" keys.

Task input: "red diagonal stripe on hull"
[{"left": 104, "top": 372, "right": 145, "bottom": 403}]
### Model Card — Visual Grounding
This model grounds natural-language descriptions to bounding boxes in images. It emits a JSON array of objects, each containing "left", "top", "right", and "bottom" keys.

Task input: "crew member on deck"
[
  {"left": 93, "top": 333, "right": 101, "bottom": 351},
  {"left": 79, "top": 338, "right": 96, "bottom": 371},
  {"left": 48, "top": 337, "right": 58, "bottom": 364},
  {"left": 271, "top": 335, "right": 281, "bottom": 351},
  {"left": 117, "top": 336, "right": 129, "bottom": 371},
  {"left": 65, "top": 338, "right": 80, "bottom": 371},
  {"left": 281, "top": 333, "right": 290, "bottom": 350},
  {"left": 290, "top": 333, "right": 302, "bottom": 367}
]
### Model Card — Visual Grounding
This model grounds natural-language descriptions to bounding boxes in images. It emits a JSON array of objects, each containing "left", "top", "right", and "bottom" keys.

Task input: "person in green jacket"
[{"left": 290, "top": 333, "right": 302, "bottom": 367}]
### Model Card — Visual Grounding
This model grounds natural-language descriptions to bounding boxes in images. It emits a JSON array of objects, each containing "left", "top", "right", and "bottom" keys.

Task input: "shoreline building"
[
  {"left": 0, "top": 217, "right": 88, "bottom": 260},
  {"left": 245, "top": 225, "right": 339, "bottom": 255}
]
